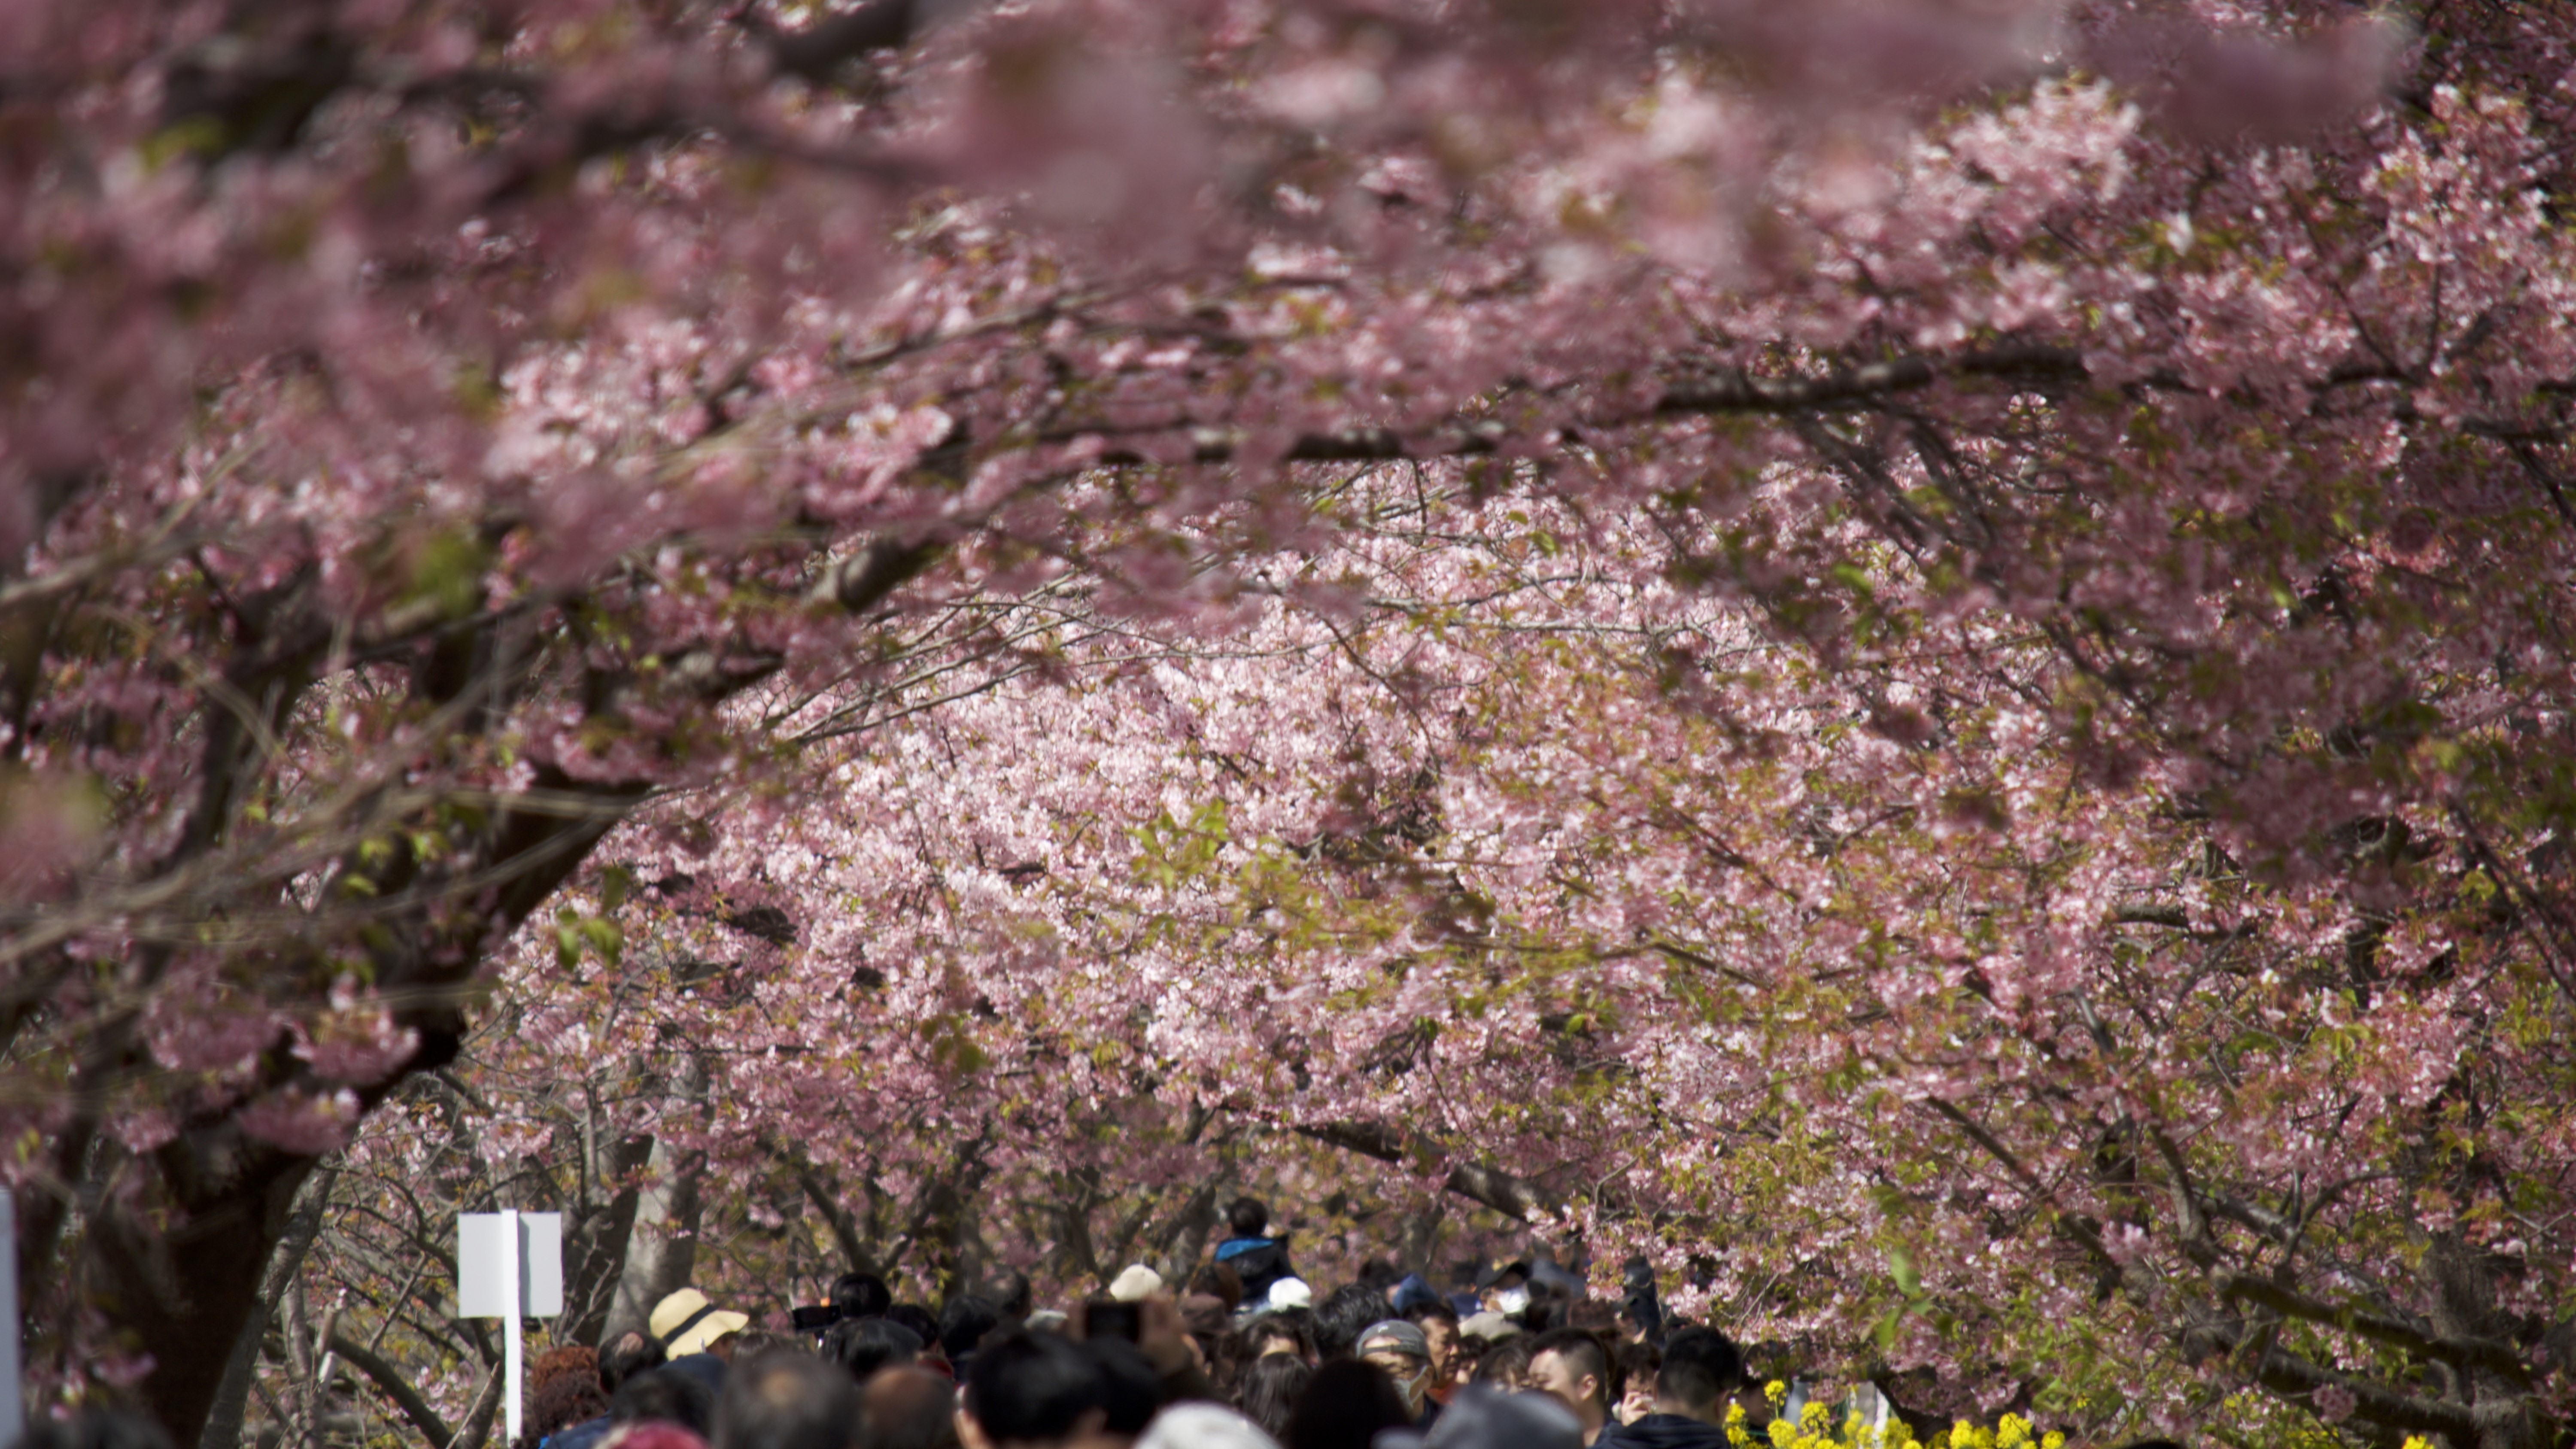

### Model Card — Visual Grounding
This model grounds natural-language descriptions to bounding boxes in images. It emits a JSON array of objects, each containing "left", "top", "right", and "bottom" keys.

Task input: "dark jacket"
[
  {"left": 1600, "top": 1413, "right": 1734, "bottom": 1449},
  {"left": 542, "top": 1418, "right": 610, "bottom": 1449},
  {"left": 1213, "top": 1236, "right": 1295, "bottom": 1301}
]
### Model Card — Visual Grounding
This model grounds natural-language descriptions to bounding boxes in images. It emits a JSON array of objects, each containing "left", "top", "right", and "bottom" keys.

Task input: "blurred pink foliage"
[{"left": 0, "top": 0, "right": 2570, "bottom": 1443}]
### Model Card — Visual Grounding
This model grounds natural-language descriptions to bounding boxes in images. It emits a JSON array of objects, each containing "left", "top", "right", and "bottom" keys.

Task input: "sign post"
[
  {"left": 1, "top": 1189, "right": 21, "bottom": 1444},
  {"left": 459, "top": 1211, "right": 562, "bottom": 1445}
]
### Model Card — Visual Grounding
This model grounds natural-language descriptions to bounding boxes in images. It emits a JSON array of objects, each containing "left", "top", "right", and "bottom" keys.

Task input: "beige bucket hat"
[{"left": 649, "top": 1287, "right": 750, "bottom": 1356}]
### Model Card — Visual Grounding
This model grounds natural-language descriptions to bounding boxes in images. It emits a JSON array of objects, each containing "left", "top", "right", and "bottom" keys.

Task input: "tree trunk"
[
  {"left": 561, "top": 1088, "right": 653, "bottom": 1347},
  {"left": 91, "top": 1138, "right": 320, "bottom": 1446},
  {"left": 196, "top": 1170, "right": 334, "bottom": 1449},
  {"left": 601, "top": 1057, "right": 708, "bottom": 1345}
]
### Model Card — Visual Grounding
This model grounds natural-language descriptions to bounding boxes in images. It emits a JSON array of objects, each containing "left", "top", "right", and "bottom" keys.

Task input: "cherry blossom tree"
[{"left": 7, "top": 0, "right": 2575, "bottom": 1446}]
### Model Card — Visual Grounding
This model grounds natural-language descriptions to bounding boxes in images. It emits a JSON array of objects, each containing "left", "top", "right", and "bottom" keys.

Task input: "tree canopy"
[{"left": 4, "top": 1, "right": 2574, "bottom": 1446}]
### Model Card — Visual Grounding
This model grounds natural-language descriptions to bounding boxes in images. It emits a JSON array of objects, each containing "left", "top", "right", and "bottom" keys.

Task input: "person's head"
[
  {"left": 859, "top": 1365, "right": 960, "bottom": 1449},
  {"left": 1227, "top": 1198, "right": 1270, "bottom": 1239},
  {"left": 1613, "top": 1343, "right": 1660, "bottom": 1425},
  {"left": 941, "top": 1294, "right": 1005, "bottom": 1363},
  {"left": 889, "top": 1304, "right": 944, "bottom": 1351},
  {"left": 714, "top": 1348, "right": 860, "bottom": 1449},
  {"left": 1355, "top": 1320, "right": 1433, "bottom": 1415},
  {"left": 531, "top": 1370, "right": 614, "bottom": 1443},
  {"left": 604, "top": 1331, "right": 672, "bottom": 1392},
  {"left": 959, "top": 1331, "right": 1106, "bottom": 1449},
  {"left": 834, "top": 1274, "right": 897, "bottom": 1322},
  {"left": 1233, "top": 1353, "right": 1312, "bottom": 1440},
  {"left": 723, "top": 1330, "right": 804, "bottom": 1361},
  {"left": 1355, "top": 1259, "right": 1402, "bottom": 1294},
  {"left": 1400, "top": 1302, "right": 1460, "bottom": 1385},
  {"left": 826, "top": 1316, "right": 927, "bottom": 1383},
  {"left": 1082, "top": 1337, "right": 1165, "bottom": 1437},
  {"left": 1412, "top": 1385, "right": 1582, "bottom": 1449},
  {"left": 532, "top": 1346, "right": 605, "bottom": 1398},
  {"left": 1516, "top": 1284, "right": 1570, "bottom": 1336},
  {"left": 1280, "top": 1358, "right": 1410, "bottom": 1449},
  {"left": 1612, "top": 1296, "right": 1659, "bottom": 1347},
  {"left": 1651, "top": 1327, "right": 1744, "bottom": 1424},
  {"left": 1136, "top": 1405, "right": 1282, "bottom": 1449},
  {"left": 1189, "top": 1263, "right": 1244, "bottom": 1311},
  {"left": 1524, "top": 1330, "right": 1612, "bottom": 1432},
  {"left": 1474, "top": 1257, "right": 1532, "bottom": 1314},
  {"left": 988, "top": 1270, "right": 1036, "bottom": 1322},
  {"left": 1242, "top": 1312, "right": 1317, "bottom": 1365},
  {"left": 612, "top": 1367, "right": 718, "bottom": 1435},
  {"left": 1467, "top": 1339, "right": 1531, "bottom": 1392},
  {"left": 1313, "top": 1283, "right": 1388, "bottom": 1361}
]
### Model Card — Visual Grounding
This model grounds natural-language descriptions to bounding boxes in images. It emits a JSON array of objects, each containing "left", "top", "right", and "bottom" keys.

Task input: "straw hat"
[{"left": 649, "top": 1287, "right": 750, "bottom": 1357}]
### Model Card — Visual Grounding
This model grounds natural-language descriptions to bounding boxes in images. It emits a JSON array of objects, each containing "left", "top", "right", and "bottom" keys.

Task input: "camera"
[{"left": 1084, "top": 1300, "right": 1141, "bottom": 1342}]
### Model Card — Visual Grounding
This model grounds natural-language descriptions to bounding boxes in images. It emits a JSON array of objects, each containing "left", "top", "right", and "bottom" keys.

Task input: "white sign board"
[
  {"left": 459, "top": 1210, "right": 562, "bottom": 1445},
  {"left": 459, "top": 1211, "right": 563, "bottom": 1318}
]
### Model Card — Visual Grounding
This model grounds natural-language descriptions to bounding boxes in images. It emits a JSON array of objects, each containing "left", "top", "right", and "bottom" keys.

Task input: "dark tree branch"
[
  {"left": 1297, "top": 1121, "right": 1567, "bottom": 1223},
  {"left": 328, "top": 1328, "right": 455, "bottom": 1449}
]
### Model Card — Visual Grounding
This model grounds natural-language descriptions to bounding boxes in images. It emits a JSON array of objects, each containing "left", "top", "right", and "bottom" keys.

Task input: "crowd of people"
[{"left": 522, "top": 1199, "right": 1776, "bottom": 1449}]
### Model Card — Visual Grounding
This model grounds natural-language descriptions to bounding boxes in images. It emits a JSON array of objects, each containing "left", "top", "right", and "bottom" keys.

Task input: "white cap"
[
  {"left": 1108, "top": 1264, "right": 1167, "bottom": 1302},
  {"left": 1265, "top": 1277, "right": 1312, "bottom": 1310},
  {"left": 1138, "top": 1404, "right": 1281, "bottom": 1449}
]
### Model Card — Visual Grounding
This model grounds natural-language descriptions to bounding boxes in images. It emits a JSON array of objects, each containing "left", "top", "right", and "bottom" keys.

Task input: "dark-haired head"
[
  {"left": 1081, "top": 1337, "right": 1163, "bottom": 1435},
  {"left": 1400, "top": 1298, "right": 1458, "bottom": 1328},
  {"left": 887, "top": 1304, "right": 942, "bottom": 1351},
  {"left": 601, "top": 1331, "right": 671, "bottom": 1393},
  {"left": 831, "top": 1273, "right": 894, "bottom": 1322},
  {"left": 1242, "top": 1311, "right": 1317, "bottom": 1365},
  {"left": 1470, "top": 1337, "right": 1532, "bottom": 1391},
  {"left": 1653, "top": 1327, "right": 1745, "bottom": 1418},
  {"left": 1280, "top": 1359, "right": 1409, "bottom": 1449},
  {"left": 611, "top": 1366, "right": 717, "bottom": 1435},
  {"left": 721, "top": 1330, "right": 802, "bottom": 1361},
  {"left": 939, "top": 1294, "right": 1003, "bottom": 1362},
  {"left": 1226, "top": 1197, "right": 1269, "bottom": 1239},
  {"left": 1526, "top": 1327, "right": 1616, "bottom": 1429},
  {"left": 1314, "top": 1282, "right": 1389, "bottom": 1361},
  {"left": 987, "top": 1270, "right": 1034, "bottom": 1322},
  {"left": 823, "top": 1315, "right": 925, "bottom": 1384},
  {"left": 961, "top": 1331, "right": 1105, "bottom": 1447},
  {"left": 1233, "top": 1354, "right": 1312, "bottom": 1440},
  {"left": 713, "top": 1349, "right": 858, "bottom": 1449}
]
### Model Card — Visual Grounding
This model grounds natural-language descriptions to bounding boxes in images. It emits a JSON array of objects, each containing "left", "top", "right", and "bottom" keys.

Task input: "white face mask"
[{"left": 1492, "top": 1286, "right": 1531, "bottom": 1315}]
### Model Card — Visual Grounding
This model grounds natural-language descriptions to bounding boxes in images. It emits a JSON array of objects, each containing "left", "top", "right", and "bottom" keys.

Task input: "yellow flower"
[
  {"left": 2040, "top": 1436, "right": 2064, "bottom": 1449},
  {"left": 1996, "top": 1413, "right": 2030, "bottom": 1448},
  {"left": 1767, "top": 1380, "right": 1791, "bottom": 1408},
  {"left": 2401, "top": 1440, "right": 2434, "bottom": 1449}
]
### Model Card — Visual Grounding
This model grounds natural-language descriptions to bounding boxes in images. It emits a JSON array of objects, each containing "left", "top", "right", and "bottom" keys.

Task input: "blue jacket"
[{"left": 1213, "top": 1235, "right": 1295, "bottom": 1300}]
